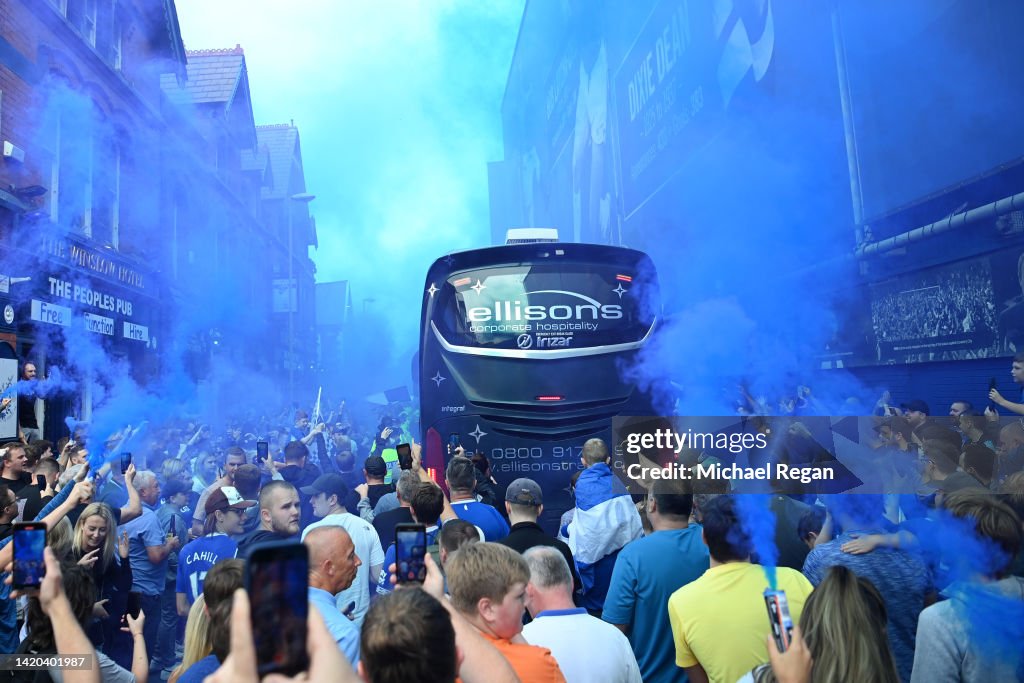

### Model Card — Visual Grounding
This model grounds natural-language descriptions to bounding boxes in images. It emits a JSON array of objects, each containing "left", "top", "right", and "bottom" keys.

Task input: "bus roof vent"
[{"left": 505, "top": 228, "right": 559, "bottom": 245}]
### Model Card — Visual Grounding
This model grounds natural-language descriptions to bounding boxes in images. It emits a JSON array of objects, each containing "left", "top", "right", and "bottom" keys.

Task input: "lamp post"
[{"left": 288, "top": 192, "right": 315, "bottom": 405}]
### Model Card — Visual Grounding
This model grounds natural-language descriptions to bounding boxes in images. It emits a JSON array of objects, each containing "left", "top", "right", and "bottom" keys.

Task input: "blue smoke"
[{"left": 736, "top": 493, "right": 779, "bottom": 590}]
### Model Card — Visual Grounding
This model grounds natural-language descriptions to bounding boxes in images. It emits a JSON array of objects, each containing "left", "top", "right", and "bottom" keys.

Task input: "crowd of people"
[
  {"left": 1, "top": 366, "right": 1024, "bottom": 683},
  {"left": 870, "top": 262, "right": 998, "bottom": 344}
]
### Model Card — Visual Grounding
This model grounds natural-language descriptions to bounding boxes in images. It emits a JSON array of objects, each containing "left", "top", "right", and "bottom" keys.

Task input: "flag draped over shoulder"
[{"left": 566, "top": 463, "right": 643, "bottom": 594}]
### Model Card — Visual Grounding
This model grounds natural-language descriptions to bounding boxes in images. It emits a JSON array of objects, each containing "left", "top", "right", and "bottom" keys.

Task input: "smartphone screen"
[
  {"left": 246, "top": 541, "right": 309, "bottom": 676},
  {"left": 256, "top": 441, "right": 269, "bottom": 461},
  {"left": 13, "top": 523, "right": 47, "bottom": 589},
  {"left": 126, "top": 592, "right": 142, "bottom": 619},
  {"left": 764, "top": 589, "right": 794, "bottom": 652},
  {"left": 447, "top": 434, "right": 460, "bottom": 455},
  {"left": 120, "top": 452, "right": 132, "bottom": 474},
  {"left": 36, "top": 474, "right": 47, "bottom": 490},
  {"left": 396, "top": 443, "right": 412, "bottom": 470},
  {"left": 395, "top": 523, "right": 427, "bottom": 584}
]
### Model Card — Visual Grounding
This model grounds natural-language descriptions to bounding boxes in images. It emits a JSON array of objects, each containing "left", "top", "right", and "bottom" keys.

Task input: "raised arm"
[
  {"left": 119, "top": 465, "right": 142, "bottom": 524},
  {"left": 990, "top": 388, "right": 1024, "bottom": 416},
  {"left": 411, "top": 439, "right": 456, "bottom": 522},
  {"left": 40, "top": 549, "right": 103, "bottom": 683}
]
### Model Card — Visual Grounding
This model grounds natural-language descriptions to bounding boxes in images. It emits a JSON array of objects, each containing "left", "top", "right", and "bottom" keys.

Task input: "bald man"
[{"left": 304, "top": 526, "right": 362, "bottom": 667}]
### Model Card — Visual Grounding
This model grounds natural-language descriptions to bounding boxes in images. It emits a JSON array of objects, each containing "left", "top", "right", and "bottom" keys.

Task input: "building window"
[
  {"left": 66, "top": 0, "right": 83, "bottom": 29},
  {"left": 55, "top": 105, "right": 92, "bottom": 233},
  {"left": 91, "top": 139, "right": 119, "bottom": 247},
  {"left": 47, "top": 110, "right": 61, "bottom": 225},
  {"left": 170, "top": 200, "right": 179, "bottom": 281},
  {"left": 82, "top": 0, "right": 98, "bottom": 46},
  {"left": 110, "top": 10, "right": 122, "bottom": 70},
  {"left": 66, "top": 0, "right": 97, "bottom": 46},
  {"left": 51, "top": 102, "right": 122, "bottom": 245},
  {"left": 81, "top": 130, "right": 93, "bottom": 238},
  {"left": 47, "top": 0, "right": 68, "bottom": 16}
]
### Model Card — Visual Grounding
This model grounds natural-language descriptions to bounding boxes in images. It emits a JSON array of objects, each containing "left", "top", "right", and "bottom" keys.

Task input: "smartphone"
[
  {"left": 36, "top": 474, "right": 47, "bottom": 490},
  {"left": 120, "top": 452, "right": 132, "bottom": 474},
  {"left": 256, "top": 441, "right": 269, "bottom": 461},
  {"left": 447, "top": 433, "right": 460, "bottom": 456},
  {"left": 764, "top": 589, "right": 795, "bottom": 653},
  {"left": 12, "top": 522, "right": 47, "bottom": 589},
  {"left": 126, "top": 592, "right": 142, "bottom": 619},
  {"left": 395, "top": 523, "right": 427, "bottom": 584},
  {"left": 245, "top": 541, "right": 309, "bottom": 676},
  {"left": 396, "top": 443, "right": 413, "bottom": 470}
]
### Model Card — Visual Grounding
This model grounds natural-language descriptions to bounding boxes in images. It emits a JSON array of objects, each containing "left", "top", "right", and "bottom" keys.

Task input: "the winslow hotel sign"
[{"left": 39, "top": 234, "right": 147, "bottom": 291}]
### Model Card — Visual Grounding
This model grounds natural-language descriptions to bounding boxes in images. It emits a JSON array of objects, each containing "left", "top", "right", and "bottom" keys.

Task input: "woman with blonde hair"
[
  {"left": 740, "top": 565, "right": 900, "bottom": 683},
  {"left": 72, "top": 502, "right": 132, "bottom": 652},
  {"left": 168, "top": 594, "right": 212, "bottom": 683}
]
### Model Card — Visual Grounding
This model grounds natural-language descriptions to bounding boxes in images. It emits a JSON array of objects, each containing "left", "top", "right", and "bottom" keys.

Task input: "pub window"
[
  {"left": 110, "top": 9, "right": 122, "bottom": 70},
  {"left": 91, "top": 134, "right": 120, "bottom": 248},
  {"left": 55, "top": 105, "right": 91, "bottom": 234},
  {"left": 82, "top": 0, "right": 98, "bottom": 46},
  {"left": 170, "top": 199, "right": 179, "bottom": 281},
  {"left": 65, "top": 0, "right": 84, "bottom": 29},
  {"left": 65, "top": 0, "right": 98, "bottom": 46}
]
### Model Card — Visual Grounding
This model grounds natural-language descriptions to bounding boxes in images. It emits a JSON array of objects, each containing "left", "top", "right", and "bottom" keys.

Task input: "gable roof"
[
  {"left": 160, "top": 45, "right": 257, "bottom": 147},
  {"left": 240, "top": 145, "right": 273, "bottom": 189},
  {"left": 255, "top": 124, "right": 303, "bottom": 200},
  {"left": 177, "top": 46, "right": 246, "bottom": 105}
]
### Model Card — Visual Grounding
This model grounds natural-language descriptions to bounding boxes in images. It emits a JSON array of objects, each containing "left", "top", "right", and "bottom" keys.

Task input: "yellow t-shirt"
[{"left": 668, "top": 562, "right": 813, "bottom": 683}]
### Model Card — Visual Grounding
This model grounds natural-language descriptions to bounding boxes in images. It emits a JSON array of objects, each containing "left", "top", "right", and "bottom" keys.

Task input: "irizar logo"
[
  {"left": 537, "top": 336, "right": 572, "bottom": 348},
  {"left": 517, "top": 334, "right": 534, "bottom": 349},
  {"left": 466, "top": 290, "right": 622, "bottom": 323}
]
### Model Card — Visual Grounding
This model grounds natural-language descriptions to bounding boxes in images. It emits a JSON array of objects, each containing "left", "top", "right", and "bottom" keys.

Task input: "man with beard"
[{"left": 236, "top": 481, "right": 300, "bottom": 559}]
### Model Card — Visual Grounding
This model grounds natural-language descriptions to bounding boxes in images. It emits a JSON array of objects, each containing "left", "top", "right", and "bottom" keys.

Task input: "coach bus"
[{"left": 418, "top": 234, "right": 661, "bottom": 531}]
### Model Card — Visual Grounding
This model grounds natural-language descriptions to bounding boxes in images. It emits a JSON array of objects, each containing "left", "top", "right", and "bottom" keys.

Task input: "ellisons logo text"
[{"left": 467, "top": 301, "right": 622, "bottom": 323}]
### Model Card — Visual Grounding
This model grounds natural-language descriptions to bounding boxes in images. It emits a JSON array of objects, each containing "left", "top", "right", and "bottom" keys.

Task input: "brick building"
[
  {"left": 255, "top": 122, "right": 318, "bottom": 404},
  {"left": 0, "top": 1, "right": 315, "bottom": 438}
]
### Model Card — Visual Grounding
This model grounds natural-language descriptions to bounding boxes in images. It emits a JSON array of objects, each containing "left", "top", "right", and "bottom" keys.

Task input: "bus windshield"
[{"left": 434, "top": 262, "right": 655, "bottom": 351}]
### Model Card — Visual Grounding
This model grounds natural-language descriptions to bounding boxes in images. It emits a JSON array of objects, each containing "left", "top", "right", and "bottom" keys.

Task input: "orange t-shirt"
[{"left": 481, "top": 632, "right": 567, "bottom": 683}]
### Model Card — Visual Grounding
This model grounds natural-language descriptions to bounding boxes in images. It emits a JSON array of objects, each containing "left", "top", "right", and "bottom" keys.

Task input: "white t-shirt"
[
  {"left": 522, "top": 608, "right": 641, "bottom": 683},
  {"left": 302, "top": 511, "right": 384, "bottom": 625}
]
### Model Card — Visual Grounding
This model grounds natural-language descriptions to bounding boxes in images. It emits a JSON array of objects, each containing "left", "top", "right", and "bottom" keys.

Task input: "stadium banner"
[{"left": 867, "top": 255, "right": 999, "bottom": 364}]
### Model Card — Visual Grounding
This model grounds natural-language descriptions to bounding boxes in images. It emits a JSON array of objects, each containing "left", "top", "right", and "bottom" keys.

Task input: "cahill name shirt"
[{"left": 176, "top": 532, "right": 238, "bottom": 603}]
